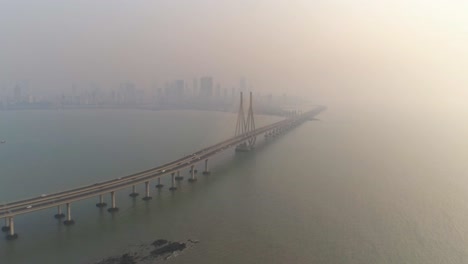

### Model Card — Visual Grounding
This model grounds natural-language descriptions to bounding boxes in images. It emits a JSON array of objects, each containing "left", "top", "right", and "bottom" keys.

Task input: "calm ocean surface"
[{"left": 0, "top": 106, "right": 468, "bottom": 264}]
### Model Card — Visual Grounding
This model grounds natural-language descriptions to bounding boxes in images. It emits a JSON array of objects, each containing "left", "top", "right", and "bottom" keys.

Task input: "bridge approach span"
[{"left": 0, "top": 105, "right": 326, "bottom": 240}]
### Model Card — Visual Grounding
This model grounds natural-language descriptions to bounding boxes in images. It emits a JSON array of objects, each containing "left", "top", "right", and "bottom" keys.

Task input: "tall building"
[
  {"left": 157, "top": 88, "right": 163, "bottom": 100},
  {"left": 14, "top": 85, "right": 21, "bottom": 102},
  {"left": 215, "top": 83, "right": 221, "bottom": 98},
  {"left": 164, "top": 80, "right": 185, "bottom": 101},
  {"left": 120, "top": 81, "right": 136, "bottom": 104},
  {"left": 199, "top": 76, "right": 213, "bottom": 97},
  {"left": 173, "top": 79, "right": 185, "bottom": 99},
  {"left": 223, "top": 88, "right": 228, "bottom": 100},
  {"left": 193, "top": 78, "right": 199, "bottom": 97}
]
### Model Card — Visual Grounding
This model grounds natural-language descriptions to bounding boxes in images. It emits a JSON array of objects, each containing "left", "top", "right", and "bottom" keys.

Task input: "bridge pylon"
[
  {"left": 235, "top": 92, "right": 246, "bottom": 137},
  {"left": 245, "top": 92, "right": 256, "bottom": 148},
  {"left": 235, "top": 92, "right": 256, "bottom": 152}
]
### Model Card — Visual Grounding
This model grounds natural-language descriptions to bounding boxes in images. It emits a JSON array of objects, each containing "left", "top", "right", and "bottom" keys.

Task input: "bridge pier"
[
  {"left": 107, "top": 192, "right": 119, "bottom": 212},
  {"left": 63, "top": 203, "right": 75, "bottom": 225},
  {"left": 175, "top": 170, "right": 184, "bottom": 181},
  {"left": 2, "top": 218, "right": 10, "bottom": 232},
  {"left": 129, "top": 185, "right": 139, "bottom": 197},
  {"left": 96, "top": 194, "right": 107, "bottom": 208},
  {"left": 6, "top": 217, "right": 17, "bottom": 240},
  {"left": 169, "top": 174, "right": 177, "bottom": 191},
  {"left": 235, "top": 142, "right": 250, "bottom": 152},
  {"left": 142, "top": 181, "right": 152, "bottom": 200},
  {"left": 202, "top": 159, "right": 211, "bottom": 175},
  {"left": 54, "top": 205, "right": 65, "bottom": 219},
  {"left": 155, "top": 177, "right": 164, "bottom": 188},
  {"left": 188, "top": 165, "right": 197, "bottom": 182}
]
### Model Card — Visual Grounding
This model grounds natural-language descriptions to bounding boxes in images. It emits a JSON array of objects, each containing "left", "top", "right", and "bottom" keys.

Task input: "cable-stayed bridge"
[{"left": 0, "top": 92, "right": 326, "bottom": 240}]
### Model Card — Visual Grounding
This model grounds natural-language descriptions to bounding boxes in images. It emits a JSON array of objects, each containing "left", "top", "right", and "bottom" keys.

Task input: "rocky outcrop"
[
  {"left": 93, "top": 239, "right": 198, "bottom": 264},
  {"left": 151, "top": 242, "right": 186, "bottom": 257}
]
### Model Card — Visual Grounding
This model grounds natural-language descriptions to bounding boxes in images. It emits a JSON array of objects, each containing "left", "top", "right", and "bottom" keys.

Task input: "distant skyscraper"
[
  {"left": 157, "top": 88, "right": 163, "bottom": 98},
  {"left": 164, "top": 80, "right": 185, "bottom": 101},
  {"left": 199, "top": 76, "right": 213, "bottom": 98},
  {"left": 120, "top": 81, "right": 136, "bottom": 104},
  {"left": 174, "top": 79, "right": 185, "bottom": 98},
  {"left": 215, "top": 83, "right": 221, "bottom": 98},
  {"left": 14, "top": 85, "right": 21, "bottom": 102},
  {"left": 193, "top": 78, "right": 199, "bottom": 97}
]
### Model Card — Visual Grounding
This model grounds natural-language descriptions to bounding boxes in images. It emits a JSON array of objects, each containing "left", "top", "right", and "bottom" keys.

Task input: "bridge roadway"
[{"left": 0, "top": 106, "right": 325, "bottom": 223}]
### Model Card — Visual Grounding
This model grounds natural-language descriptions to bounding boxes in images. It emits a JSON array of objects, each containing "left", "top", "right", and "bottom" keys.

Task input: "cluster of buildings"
[
  {"left": 0, "top": 84, "right": 49, "bottom": 109},
  {"left": 0, "top": 77, "right": 249, "bottom": 108},
  {"left": 0, "top": 77, "right": 297, "bottom": 115},
  {"left": 155, "top": 77, "right": 248, "bottom": 104}
]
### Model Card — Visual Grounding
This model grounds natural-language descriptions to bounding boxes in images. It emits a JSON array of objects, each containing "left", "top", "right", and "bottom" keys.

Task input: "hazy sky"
[{"left": 0, "top": 0, "right": 466, "bottom": 106}]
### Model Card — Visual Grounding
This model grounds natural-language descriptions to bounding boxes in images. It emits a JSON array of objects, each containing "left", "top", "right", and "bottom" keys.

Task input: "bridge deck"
[{"left": 0, "top": 106, "right": 326, "bottom": 219}]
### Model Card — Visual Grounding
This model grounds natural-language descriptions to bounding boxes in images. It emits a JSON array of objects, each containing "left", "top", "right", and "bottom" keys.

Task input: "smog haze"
[{"left": 1, "top": 0, "right": 466, "bottom": 108}]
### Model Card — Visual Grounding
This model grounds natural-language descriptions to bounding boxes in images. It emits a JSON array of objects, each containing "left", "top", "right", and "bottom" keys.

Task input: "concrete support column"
[
  {"left": 96, "top": 194, "right": 107, "bottom": 208},
  {"left": 156, "top": 177, "right": 164, "bottom": 188},
  {"left": 169, "top": 173, "right": 177, "bottom": 191},
  {"left": 1, "top": 218, "right": 10, "bottom": 232},
  {"left": 64, "top": 203, "right": 75, "bottom": 225},
  {"left": 107, "top": 192, "right": 119, "bottom": 212},
  {"left": 142, "top": 181, "right": 152, "bottom": 200},
  {"left": 189, "top": 165, "right": 197, "bottom": 182},
  {"left": 6, "top": 217, "right": 17, "bottom": 240},
  {"left": 111, "top": 192, "right": 116, "bottom": 207},
  {"left": 129, "top": 185, "right": 139, "bottom": 197},
  {"left": 54, "top": 205, "right": 65, "bottom": 219},
  {"left": 203, "top": 159, "right": 211, "bottom": 175},
  {"left": 9, "top": 218, "right": 14, "bottom": 235},
  {"left": 175, "top": 170, "right": 183, "bottom": 181}
]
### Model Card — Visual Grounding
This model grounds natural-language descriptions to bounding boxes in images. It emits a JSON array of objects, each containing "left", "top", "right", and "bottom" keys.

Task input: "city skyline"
[
  {"left": 0, "top": 75, "right": 305, "bottom": 116},
  {"left": 1, "top": 1, "right": 466, "bottom": 108}
]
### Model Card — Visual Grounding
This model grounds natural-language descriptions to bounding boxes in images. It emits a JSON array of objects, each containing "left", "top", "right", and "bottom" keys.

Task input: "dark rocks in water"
[
  {"left": 96, "top": 253, "right": 136, "bottom": 264},
  {"left": 151, "top": 242, "right": 186, "bottom": 257},
  {"left": 92, "top": 239, "right": 197, "bottom": 264},
  {"left": 152, "top": 239, "right": 168, "bottom": 247}
]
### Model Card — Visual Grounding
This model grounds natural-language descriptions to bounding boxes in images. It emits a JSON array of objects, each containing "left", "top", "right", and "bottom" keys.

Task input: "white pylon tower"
[
  {"left": 245, "top": 92, "right": 256, "bottom": 148},
  {"left": 235, "top": 92, "right": 246, "bottom": 137}
]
